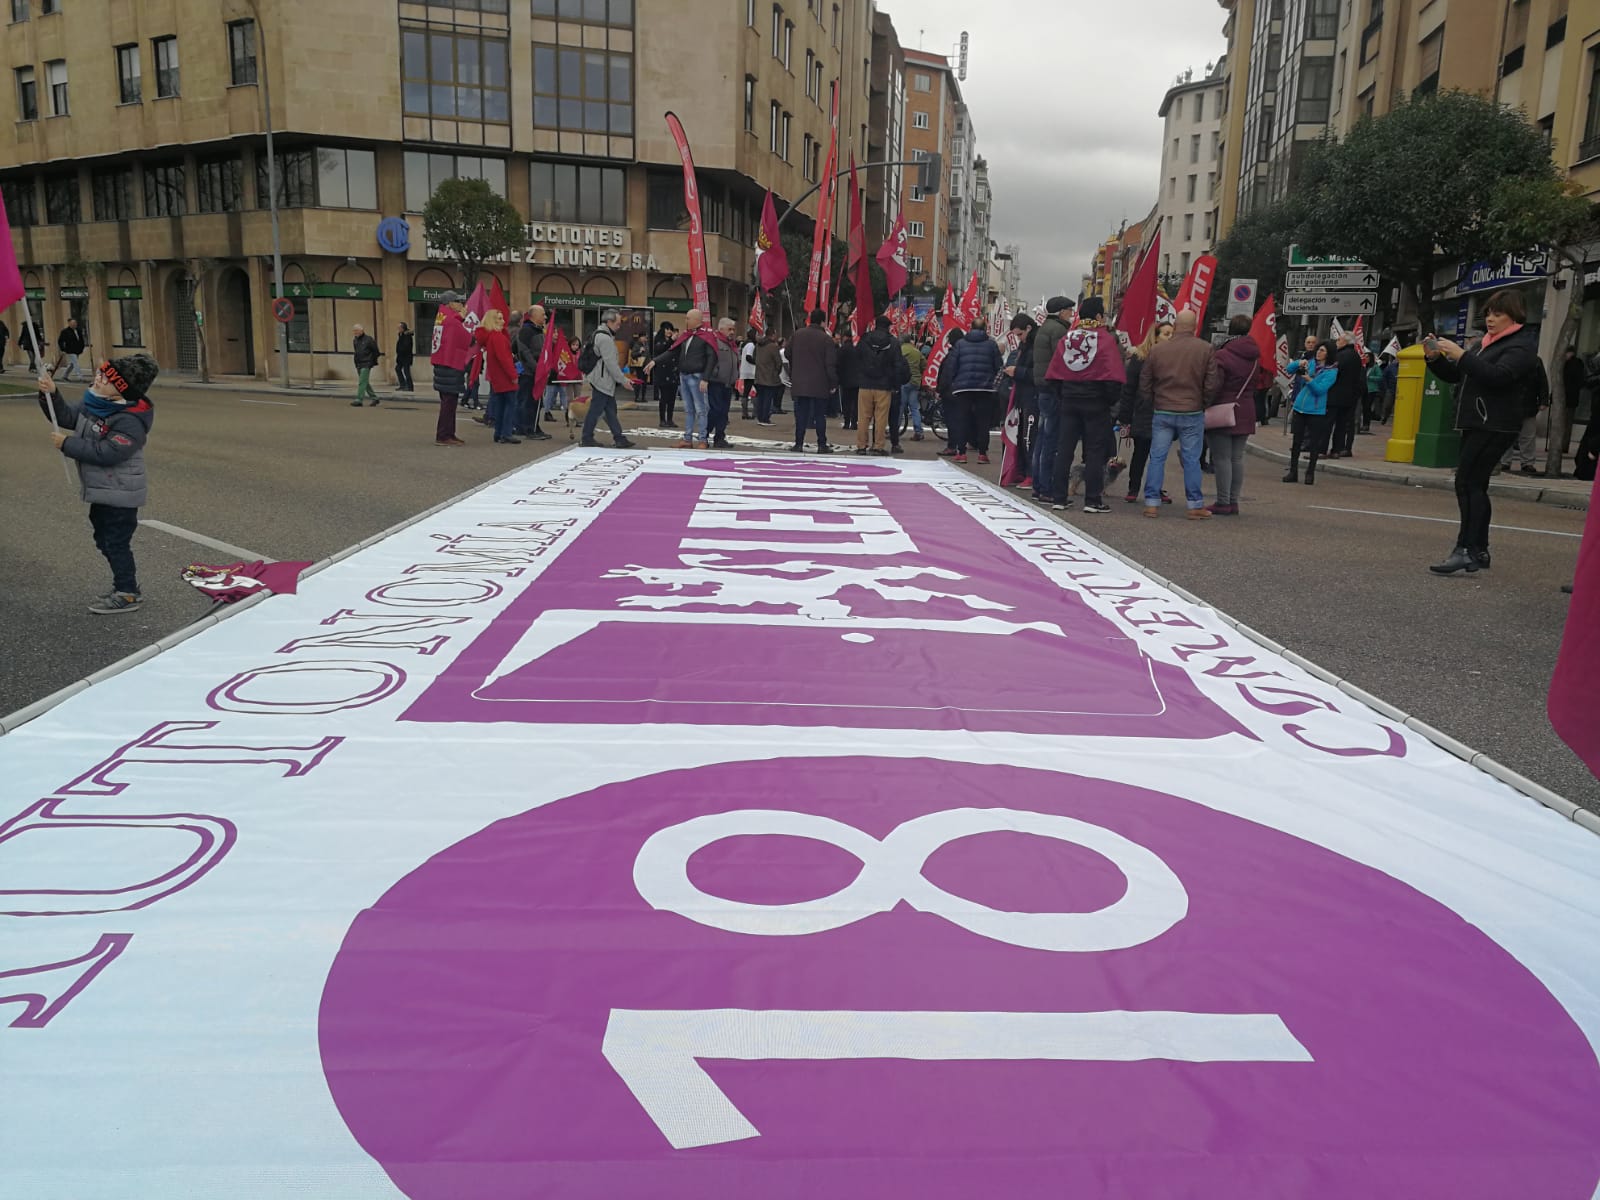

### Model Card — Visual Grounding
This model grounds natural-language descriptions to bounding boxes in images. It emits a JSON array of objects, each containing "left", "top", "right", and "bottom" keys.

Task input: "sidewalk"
[
  {"left": 154, "top": 373, "right": 662, "bottom": 409},
  {"left": 1245, "top": 420, "right": 1592, "bottom": 510}
]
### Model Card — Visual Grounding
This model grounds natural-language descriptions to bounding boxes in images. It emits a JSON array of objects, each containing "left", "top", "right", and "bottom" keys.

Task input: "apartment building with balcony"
[{"left": 1155, "top": 64, "right": 1225, "bottom": 283}]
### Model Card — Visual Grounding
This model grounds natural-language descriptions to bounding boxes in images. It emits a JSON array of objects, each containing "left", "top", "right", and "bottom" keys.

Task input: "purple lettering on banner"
[
  {"left": 0, "top": 799, "right": 235, "bottom": 916},
  {"left": 404, "top": 471, "right": 1243, "bottom": 740},
  {"left": 319, "top": 758, "right": 1600, "bottom": 1199},
  {"left": 366, "top": 578, "right": 504, "bottom": 608},
  {"left": 1, "top": 934, "right": 132, "bottom": 1028},
  {"left": 56, "top": 721, "right": 343, "bottom": 796},
  {"left": 207, "top": 660, "right": 405, "bottom": 715},
  {"left": 278, "top": 611, "right": 469, "bottom": 658}
]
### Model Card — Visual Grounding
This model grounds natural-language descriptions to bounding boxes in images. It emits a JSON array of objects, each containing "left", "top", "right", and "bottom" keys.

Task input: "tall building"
[
  {"left": 0, "top": 0, "right": 879, "bottom": 381},
  {"left": 993, "top": 241, "right": 1022, "bottom": 303},
  {"left": 967, "top": 154, "right": 992, "bottom": 286},
  {"left": 947, "top": 102, "right": 979, "bottom": 284},
  {"left": 898, "top": 47, "right": 959, "bottom": 288},
  {"left": 1154, "top": 64, "right": 1225, "bottom": 283},
  {"left": 1215, "top": 0, "right": 1253, "bottom": 240},
  {"left": 865, "top": 9, "right": 904, "bottom": 245}
]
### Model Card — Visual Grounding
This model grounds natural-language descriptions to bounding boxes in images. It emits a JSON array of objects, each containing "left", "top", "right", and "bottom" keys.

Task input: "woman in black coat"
[
  {"left": 651, "top": 322, "right": 680, "bottom": 427},
  {"left": 1424, "top": 288, "right": 1543, "bottom": 575},
  {"left": 394, "top": 323, "right": 415, "bottom": 391}
]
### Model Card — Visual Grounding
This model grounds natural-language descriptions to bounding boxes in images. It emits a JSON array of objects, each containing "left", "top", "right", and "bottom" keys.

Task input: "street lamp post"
[{"left": 246, "top": 0, "right": 290, "bottom": 389}]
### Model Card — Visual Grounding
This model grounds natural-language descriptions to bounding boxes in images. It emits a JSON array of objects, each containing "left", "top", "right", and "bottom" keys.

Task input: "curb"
[
  {"left": 0, "top": 447, "right": 579, "bottom": 736},
  {"left": 1244, "top": 441, "right": 1590, "bottom": 510},
  {"left": 968, "top": 472, "right": 1598, "bottom": 837}
]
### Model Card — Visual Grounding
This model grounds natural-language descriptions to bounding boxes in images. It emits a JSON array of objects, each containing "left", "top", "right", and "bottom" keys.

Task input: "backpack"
[{"left": 578, "top": 333, "right": 602, "bottom": 375}]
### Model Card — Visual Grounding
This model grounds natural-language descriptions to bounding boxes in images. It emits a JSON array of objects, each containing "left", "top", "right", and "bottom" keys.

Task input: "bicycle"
[{"left": 898, "top": 388, "right": 944, "bottom": 441}]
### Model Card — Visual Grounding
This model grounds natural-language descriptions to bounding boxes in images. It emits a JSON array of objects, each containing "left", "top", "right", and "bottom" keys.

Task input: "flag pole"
[{"left": 22, "top": 303, "right": 74, "bottom": 484}]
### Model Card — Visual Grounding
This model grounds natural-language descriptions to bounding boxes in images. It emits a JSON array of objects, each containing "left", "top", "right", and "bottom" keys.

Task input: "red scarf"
[{"left": 1479, "top": 321, "right": 1524, "bottom": 351}]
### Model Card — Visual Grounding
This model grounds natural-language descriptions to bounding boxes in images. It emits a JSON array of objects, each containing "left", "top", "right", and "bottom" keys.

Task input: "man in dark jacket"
[
  {"left": 787, "top": 309, "right": 838, "bottom": 453},
  {"left": 651, "top": 321, "right": 680, "bottom": 427},
  {"left": 394, "top": 322, "right": 415, "bottom": 392},
  {"left": 944, "top": 327, "right": 1003, "bottom": 463},
  {"left": 705, "top": 316, "right": 741, "bottom": 448},
  {"left": 1049, "top": 296, "right": 1121, "bottom": 511},
  {"left": 350, "top": 324, "right": 382, "bottom": 407},
  {"left": 753, "top": 334, "right": 784, "bottom": 425},
  {"left": 55, "top": 318, "right": 87, "bottom": 381},
  {"left": 854, "top": 315, "right": 910, "bottom": 454},
  {"left": 835, "top": 331, "right": 859, "bottom": 428},
  {"left": 1328, "top": 334, "right": 1364, "bottom": 457},
  {"left": 1029, "top": 297, "right": 1075, "bottom": 497},
  {"left": 514, "top": 305, "right": 553, "bottom": 440}
]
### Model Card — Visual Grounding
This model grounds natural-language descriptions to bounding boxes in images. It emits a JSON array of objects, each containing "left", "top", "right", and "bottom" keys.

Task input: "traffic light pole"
[{"left": 772, "top": 156, "right": 940, "bottom": 233}]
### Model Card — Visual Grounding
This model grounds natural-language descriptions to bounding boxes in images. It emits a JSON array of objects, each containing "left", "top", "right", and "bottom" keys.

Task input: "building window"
[
  {"left": 913, "top": 71, "right": 930, "bottom": 92},
  {"left": 1168, "top": 176, "right": 1176, "bottom": 198},
  {"left": 1204, "top": 212, "right": 1216, "bottom": 241},
  {"left": 529, "top": 160, "right": 624, "bottom": 225},
  {"left": 912, "top": 110, "right": 929, "bottom": 129},
  {"left": 780, "top": 110, "right": 791, "bottom": 160},
  {"left": 831, "top": 2, "right": 839, "bottom": 47},
  {"left": 196, "top": 155, "right": 244, "bottom": 213},
  {"left": 15, "top": 66, "right": 37, "bottom": 120},
  {"left": 92, "top": 167, "right": 132, "bottom": 220},
  {"left": 1581, "top": 48, "right": 1600, "bottom": 160},
  {"left": 647, "top": 170, "right": 688, "bottom": 229},
  {"left": 285, "top": 298, "right": 310, "bottom": 353},
  {"left": 531, "top": 42, "right": 631, "bottom": 134},
  {"left": 769, "top": 99, "right": 780, "bottom": 152},
  {"left": 907, "top": 220, "right": 924, "bottom": 238},
  {"left": 10, "top": 0, "right": 28, "bottom": 22},
  {"left": 1416, "top": 27, "right": 1443, "bottom": 96},
  {"left": 405, "top": 29, "right": 511, "bottom": 123},
  {"left": 801, "top": 133, "right": 814, "bottom": 179},
  {"left": 143, "top": 161, "right": 187, "bottom": 217},
  {"left": 1183, "top": 213, "right": 1194, "bottom": 240},
  {"left": 909, "top": 185, "right": 926, "bottom": 202},
  {"left": 1181, "top": 251, "right": 1192, "bottom": 276},
  {"left": 152, "top": 36, "right": 179, "bottom": 98},
  {"left": 532, "top": 0, "right": 630, "bottom": 22},
  {"left": 257, "top": 147, "right": 314, "bottom": 208},
  {"left": 116, "top": 44, "right": 141, "bottom": 104},
  {"left": 744, "top": 75, "right": 755, "bottom": 131},
  {"left": 1361, "top": 0, "right": 1383, "bottom": 65},
  {"left": 805, "top": 49, "right": 814, "bottom": 97},
  {"left": 1298, "top": 56, "right": 1334, "bottom": 123},
  {"left": 1307, "top": 0, "right": 1338, "bottom": 39},
  {"left": 1190, "top": 133, "right": 1200, "bottom": 162},
  {"left": 39, "top": 0, "right": 54, "bottom": 10},
  {"left": 317, "top": 147, "right": 376, "bottom": 209},
  {"left": 1, "top": 179, "right": 37, "bottom": 226},
  {"left": 810, "top": 138, "right": 819, "bottom": 180},
  {"left": 118, "top": 299, "right": 143, "bottom": 347},
  {"left": 782, "top": 19, "right": 793, "bottom": 69},
  {"left": 908, "top": 255, "right": 922, "bottom": 273},
  {"left": 45, "top": 59, "right": 66, "bottom": 116},
  {"left": 812, "top": 59, "right": 823, "bottom": 105},
  {"left": 44, "top": 173, "right": 79, "bottom": 224},
  {"left": 1186, "top": 174, "right": 1197, "bottom": 202},
  {"left": 771, "top": 4, "right": 781, "bottom": 54},
  {"left": 228, "top": 20, "right": 258, "bottom": 86},
  {"left": 402, "top": 151, "right": 505, "bottom": 212}
]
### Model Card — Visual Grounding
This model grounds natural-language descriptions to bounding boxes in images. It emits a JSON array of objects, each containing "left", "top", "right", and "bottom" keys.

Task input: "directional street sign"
[
  {"left": 1279, "top": 292, "right": 1377, "bottom": 316},
  {"left": 1285, "top": 268, "right": 1380, "bottom": 290},
  {"left": 1287, "top": 244, "right": 1370, "bottom": 270}
]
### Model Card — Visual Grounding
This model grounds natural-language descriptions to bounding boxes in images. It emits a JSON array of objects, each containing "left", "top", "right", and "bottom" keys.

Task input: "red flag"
[
  {"left": 922, "top": 284, "right": 963, "bottom": 388},
  {"left": 663, "top": 112, "right": 711, "bottom": 313},
  {"left": 957, "top": 271, "right": 981, "bottom": 332},
  {"left": 487, "top": 279, "right": 511, "bottom": 324},
  {"left": 0, "top": 190, "right": 22, "bottom": 311},
  {"left": 1550, "top": 485, "right": 1600, "bottom": 778},
  {"left": 1249, "top": 296, "right": 1280, "bottom": 387},
  {"left": 464, "top": 283, "right": 489, "bottom": 389},
  {"left": 805, "top": 81, "right": 841, "bottom": 313},
  {"left": 748, "top": 292, "right": 766, "bottom": 335},
  {"left": 532, "top": 315, "right": 561, "bottom": 397},
  {"left": 1174, "top": 254, "right": 1218, "bottom": 317},
  {"left": 1118, "top": 229, "right": 1162, "bottom": 347},
  {"left": 1352, "top": 316, "right": 1370, "bottom": 365},
  {"left": 876, "top": 212, "right": 909, "bottom": 297},
  {"left": 756, "top": 190, "right": 789, "bottom": 293},
  {"left": 999, "top": 385, "right": 1026, "bottom": 486},
  {"left": 847, "top": 157, "right": 874, "bottom": 340}
]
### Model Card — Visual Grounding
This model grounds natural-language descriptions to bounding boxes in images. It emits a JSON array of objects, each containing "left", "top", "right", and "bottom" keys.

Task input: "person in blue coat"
[
  {"left": 1282, "top": 340, "right": 1338, "bottom": 484},
  {"left": 943, "top": 327, "right": 1003, "bottom": 463}
]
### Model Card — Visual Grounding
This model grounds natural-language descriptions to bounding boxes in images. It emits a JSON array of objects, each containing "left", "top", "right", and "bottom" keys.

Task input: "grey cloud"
[{"left": 876, "top": 0, "right": 1227, "bottom": 297}]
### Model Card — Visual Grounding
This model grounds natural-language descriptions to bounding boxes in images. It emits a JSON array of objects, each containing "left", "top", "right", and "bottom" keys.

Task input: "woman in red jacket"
[{"left": 474, "top": 308, "right": 522, "bottom": 445}]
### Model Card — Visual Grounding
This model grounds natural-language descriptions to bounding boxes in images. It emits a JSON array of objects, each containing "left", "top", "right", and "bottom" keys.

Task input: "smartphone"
[{"left": 1424, "top": 336, "right": 1439, "bottom": 353}]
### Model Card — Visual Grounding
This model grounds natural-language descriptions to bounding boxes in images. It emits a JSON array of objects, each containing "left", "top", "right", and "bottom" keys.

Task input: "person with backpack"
[
  {"left": 580, "top": 309, "right": 636, "bottom": 449},
  {"left": 854, "top": 315, "right": 910, "bottom": 455}
]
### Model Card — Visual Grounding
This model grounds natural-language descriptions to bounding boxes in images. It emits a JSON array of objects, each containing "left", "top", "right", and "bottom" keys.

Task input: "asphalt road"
[{"left": 1, "top": 382, "right": 1593, "bottom": 812}]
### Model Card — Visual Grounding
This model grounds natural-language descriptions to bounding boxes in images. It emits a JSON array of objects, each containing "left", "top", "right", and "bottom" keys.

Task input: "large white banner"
[{"left": 3, "top": 450, "right": 1599, "bottom": 1199}]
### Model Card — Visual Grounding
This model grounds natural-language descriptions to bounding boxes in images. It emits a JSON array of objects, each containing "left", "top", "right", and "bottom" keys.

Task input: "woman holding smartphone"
[{"left": 1423, "top": 289, "right": 1541, "bottom": 575}]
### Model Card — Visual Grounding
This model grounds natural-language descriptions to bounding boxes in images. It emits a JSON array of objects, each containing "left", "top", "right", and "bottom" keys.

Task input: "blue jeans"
[
  {"left": 541, "top": 382, "right": 568, "bottom": 415},
  {"left": 900, "top": 382, "right": 923, "bottom": 433},
  {"left": 706, "top": 380, "right": 732, "bottom": 442},
  {"left": 679, "top": 372, "right": 708, "bottom": 441},
  {"left": 1145, "top": 411, "right": 1207, "bottom": 508},
  {"left": 1032, "top": 387, "right": 1060, "bottom": 494},
  {"left": 488, "top": 389, "right": 518, "bottom": 440}
]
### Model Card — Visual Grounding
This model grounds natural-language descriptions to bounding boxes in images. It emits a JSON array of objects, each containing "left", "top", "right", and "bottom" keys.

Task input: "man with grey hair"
[
  {"left": 349, "top": 323, "right": 382, "bottom": 407},
  {"left": 581, "top": 309, "right": 636, "bottom": 449},
  {"left": 704, "top": 315, "right": 740, "bottom": 449}
]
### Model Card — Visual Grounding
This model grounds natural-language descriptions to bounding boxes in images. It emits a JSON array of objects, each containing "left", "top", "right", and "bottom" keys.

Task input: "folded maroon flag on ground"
[{"left": 182, "top": 560, "right": 313, "bottom": 604}]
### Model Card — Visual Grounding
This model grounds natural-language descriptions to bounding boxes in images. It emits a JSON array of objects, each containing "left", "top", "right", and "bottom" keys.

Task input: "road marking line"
[
  {"left": 1307, "top": 505, "right": 1581, "bottom": 539},
  {"left": 140, "top": 520, "right": 268, "bottom": 561},
  {"left": 236, "top": 398, "right": 297, "bottom": 406}
]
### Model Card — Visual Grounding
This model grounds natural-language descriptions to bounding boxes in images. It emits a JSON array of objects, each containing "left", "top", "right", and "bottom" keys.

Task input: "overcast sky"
[{"left": 875, "top": 0, "right": 1228, "bottom": 300}]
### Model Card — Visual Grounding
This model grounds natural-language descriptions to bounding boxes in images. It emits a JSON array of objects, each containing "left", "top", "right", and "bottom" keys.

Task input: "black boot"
[
  {"left": 1430, "top": 546, "right": 1479, "bottom": 575},
  {"left": 1471, "top": 548, "right": 1491, "bottom": 571},
  {"left": 1304, "top": 454, "right": 1318, "bottom": 485},
  {"left": 1282, "top": 454, "right": 1299, "bottom": 484}
]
